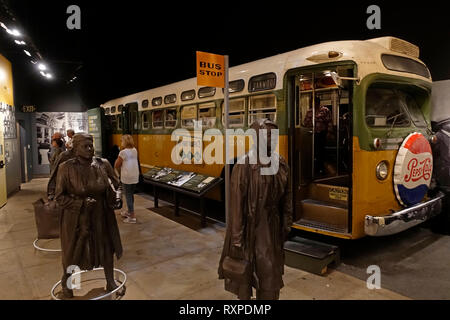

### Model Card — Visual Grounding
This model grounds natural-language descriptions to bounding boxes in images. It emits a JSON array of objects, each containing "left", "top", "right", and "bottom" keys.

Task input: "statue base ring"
[
  {"left": 33, "top": 238, "right": 62, "bottom": 252},
  {"left": 50, "top": 267, "right": 127, "bottom": 300}
]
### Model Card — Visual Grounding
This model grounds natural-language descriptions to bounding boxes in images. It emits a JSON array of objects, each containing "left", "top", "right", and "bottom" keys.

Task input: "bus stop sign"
[{"left": 196, "top": 51, "right": 225, "bottom": 88}]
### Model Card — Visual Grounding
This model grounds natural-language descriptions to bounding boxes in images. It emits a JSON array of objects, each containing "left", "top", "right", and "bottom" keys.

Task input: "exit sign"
[{"left": 22, "top": 105, "right": 36, "bottom": 113}]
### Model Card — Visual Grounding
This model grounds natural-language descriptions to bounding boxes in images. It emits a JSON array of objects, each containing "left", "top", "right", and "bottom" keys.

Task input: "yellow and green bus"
[{"left": 100, "top": 36, "right": 444, "bottom": 239}]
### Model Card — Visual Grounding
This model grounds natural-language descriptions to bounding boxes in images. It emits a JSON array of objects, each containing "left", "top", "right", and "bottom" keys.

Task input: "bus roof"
[{"left": 101, "top": 37, "right": 431, "bottom": 113}]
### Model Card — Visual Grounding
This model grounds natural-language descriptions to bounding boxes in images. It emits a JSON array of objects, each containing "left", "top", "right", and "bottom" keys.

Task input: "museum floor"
[{"left": 0, "top": 178, "right": 407, "bottom": 300}]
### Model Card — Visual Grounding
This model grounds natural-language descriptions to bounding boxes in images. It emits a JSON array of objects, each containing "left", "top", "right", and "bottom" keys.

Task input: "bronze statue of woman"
[{"left": 55, "top": 133, "right": 123, "bottom": 298}]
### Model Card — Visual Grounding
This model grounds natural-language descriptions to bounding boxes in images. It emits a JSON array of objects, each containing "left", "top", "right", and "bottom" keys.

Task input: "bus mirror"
[
  {"left": 330, "top": 71, "right": 360, "bottom": 87},
  {"left": 330, "top": 72, "right": 343, "bottom": 87}
]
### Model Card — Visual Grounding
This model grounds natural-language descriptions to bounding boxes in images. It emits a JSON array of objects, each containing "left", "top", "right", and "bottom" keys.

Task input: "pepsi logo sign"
[{"left": 393, "top": 132, "right": 433, "bottom": 207}]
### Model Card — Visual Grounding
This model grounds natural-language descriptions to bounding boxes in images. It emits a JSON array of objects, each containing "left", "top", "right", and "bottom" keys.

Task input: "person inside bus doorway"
[
  {"left": 114, "top": 134, "right": 139, "bottom": 224},
  {"left": 303, "top": 95, "right": 333, "bottom": 176}
]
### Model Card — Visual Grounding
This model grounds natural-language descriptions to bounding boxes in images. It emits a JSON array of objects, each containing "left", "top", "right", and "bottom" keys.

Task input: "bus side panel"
[
  {"left": 138, "top": 134, "right": 223, "bottom": 201},
  {"left": 111, "top": 134, "right": 122, "bottom": 151},
  {"left": 352, "top": 137, "right": 402, "bottom": 239},
  {"left": 136, "top": 133, "right": 289, "bottom": 201}
]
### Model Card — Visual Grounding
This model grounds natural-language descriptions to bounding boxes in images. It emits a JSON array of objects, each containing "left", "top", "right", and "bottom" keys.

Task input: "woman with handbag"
[
  {"left": 114, "top": 134, "right": 140, "bottom": 224},
  {"left": 218, "top": 119, "right": 293, "bottom": 300},
  {"left": 55, "top": 133, "right": 123, "bottom": 298}
]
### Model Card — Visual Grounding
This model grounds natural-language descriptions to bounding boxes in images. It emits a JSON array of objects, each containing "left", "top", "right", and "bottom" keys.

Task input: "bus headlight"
[{"left": 376, "top": 161, "right": 389, "bottom": 180}]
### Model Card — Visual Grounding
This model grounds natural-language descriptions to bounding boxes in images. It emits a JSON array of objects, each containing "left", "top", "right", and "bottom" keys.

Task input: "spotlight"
[
  {"left": 39, "top": 71, "right": 53, "bottom": 79},
  {"left": 6, "top": 28, "right": 21, "bottom": 37},
  {"left": 15, "top": 40, "right": 26, "bottom": 45},
  {"left": 24, "top": 50, "right": 31, "bottom": 57},
  {"left": 38, "top": 63, "right": 47, "bottom": 71}
]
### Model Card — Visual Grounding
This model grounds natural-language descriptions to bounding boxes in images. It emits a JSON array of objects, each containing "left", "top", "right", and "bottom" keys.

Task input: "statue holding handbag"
[
  {"left": 218, "top": 119, "right": 293, "bottom": 300},
  {"left": 55, "top": 133, "right": 123, "bottom": 298}
]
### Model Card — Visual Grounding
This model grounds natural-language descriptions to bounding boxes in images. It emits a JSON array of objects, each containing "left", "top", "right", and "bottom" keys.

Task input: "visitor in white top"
[
  {"left": 114, "top": 134, "right": 139, "bottom": 223},
  {"left": 66, "top": 129, "right": 75, "bottom": 149}
]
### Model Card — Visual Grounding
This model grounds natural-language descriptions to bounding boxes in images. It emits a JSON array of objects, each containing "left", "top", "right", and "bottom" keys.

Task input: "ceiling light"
[
  {"left": 24, "top": 50, "right": 31, "bottom": 57},
  {"left": 6, "top": 28, "right": 21, "bottom": 37},
  {"left": 15, "top": 40, "right": 26, "bottom": 45},
  {"left": 39, "top": 71, "right": 53, "bottom": 79},
  {"left": 38, "top": 63, "right": 47, "bottom": 71}
]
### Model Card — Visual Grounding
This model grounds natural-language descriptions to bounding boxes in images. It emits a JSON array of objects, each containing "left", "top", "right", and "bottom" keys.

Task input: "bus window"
[
  {"left": 365, "top": 87, "right": 410, "bottom": 127},
  {"left": 381, "top": 54, "right": 430, "bottom": 79},
  {"left": 249, "top": 73, "right": 276, "bottom": 93},
  {"left": 165, "top": 108, "right": 177, "bottom": 128},
  {"left": 181, "top": 90, "right": 196, "bottom": 101},
  {"left": 223, "top": 79, "right": 245, "bottom": 94},
  {"left": 152, "top": 110, "right": 164, "bottom": 128},
  {"left": 152, "top": 97, "right": 163, "bottom": 106},
  {"left": 105, "top": 107, "right": 110, "bottom": 115},
  {"left": 111, "top": 106, "right": 116, "bottom": 114},
  {"left": 117, "top": 114, "right": 123, "bottom": 130},
  {"left": 198, "top": 87, "right": 216, "bottom": 98},
  {"left": 142, "top": 111, "right": 149, "bottom": 129},
  {"left": 222, "top": 98, "right": 245, "bottom": 127},
  {"left": 199, "top": 102, "right": 216, "bottom": 128},
  {"left": 111, "top": 115, "right": 117, "bottom": 129},
  {"left": 142, "top": 99, "right": 149, "bottom": 108},
  {"left": 181, "top": 105, "right": 197, "bottom": 128},
  {"left": 404, "top": 92, "right": 427, "bottom": 127},
  {"left": 164, "top": 94, "right": 177, "bottom": 105},
  {"left": 248, "top": 94, "right": 277, "bottom": 125},
  {"left": 300, "top": 92, "right": 313, "bottom": 127},
  {"left": 132, "top": 110, "right": 138, "bottom": 130},
  {"left": 118, "top": 105, "right": 123, "bottom": 113}
]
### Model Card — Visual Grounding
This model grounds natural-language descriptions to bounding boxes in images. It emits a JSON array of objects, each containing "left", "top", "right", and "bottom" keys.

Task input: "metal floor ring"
[
  {"left": 51, "top": 267, "right": 127, "bottom": 300},
  {"left": 33, "top": 238, "right": 62, "bottom": 252}
]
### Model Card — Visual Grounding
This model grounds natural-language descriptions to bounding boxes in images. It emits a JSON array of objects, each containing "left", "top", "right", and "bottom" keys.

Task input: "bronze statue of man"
[
  {"left": 55, "top": 133, "right": 123, "bottom": 298},
  {"left": 218, "top": 119, "right": 293, "bottom": 300}
]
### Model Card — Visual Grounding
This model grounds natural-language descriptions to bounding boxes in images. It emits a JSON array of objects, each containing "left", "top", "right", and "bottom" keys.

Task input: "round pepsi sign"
[{"left": 393, "top": 132, "right": 433, "bottom": 207}]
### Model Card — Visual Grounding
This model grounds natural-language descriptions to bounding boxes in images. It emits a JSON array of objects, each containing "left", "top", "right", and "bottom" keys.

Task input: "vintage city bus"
[{"left": 99, "top": 36, "right": 445, "bottom": 239}]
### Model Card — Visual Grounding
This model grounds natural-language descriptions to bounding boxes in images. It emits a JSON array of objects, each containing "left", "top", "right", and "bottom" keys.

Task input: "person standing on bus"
[
  {"left": 303, "top": 95, "right": 333, "bottom": 176},
  {"left": 114, "top": 135, "right": 139, "bottom": 224}
]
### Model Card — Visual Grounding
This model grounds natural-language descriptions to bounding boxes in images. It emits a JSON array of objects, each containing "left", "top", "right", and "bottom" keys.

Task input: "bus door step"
[{"left": 284, "top": 236, "right": 340, "bottom": 276}]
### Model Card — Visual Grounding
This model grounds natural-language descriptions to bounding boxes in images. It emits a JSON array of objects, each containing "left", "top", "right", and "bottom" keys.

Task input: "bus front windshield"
[{"left": 365, "top": 86, "right": 428, "bottom": 128}]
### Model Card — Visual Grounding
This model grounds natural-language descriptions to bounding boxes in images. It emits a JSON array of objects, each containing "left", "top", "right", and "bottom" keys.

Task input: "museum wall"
[
  {"left": 31, "top": 111, "right": 88, "bottom": 176},
  {"left": 0, "top": 54, "right": 21, "bottom": 195},
  {"left": 12, "top": 61, "right": 90, "bottom": 178}
]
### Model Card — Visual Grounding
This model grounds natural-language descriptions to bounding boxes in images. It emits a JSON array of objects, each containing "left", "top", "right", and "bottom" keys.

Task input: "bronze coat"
[
  {"left": 55, "top": 157, "right": 123, "bottom": 271},
  {"left": 218, "top": 150, "right": 293, "bottom": 295}
]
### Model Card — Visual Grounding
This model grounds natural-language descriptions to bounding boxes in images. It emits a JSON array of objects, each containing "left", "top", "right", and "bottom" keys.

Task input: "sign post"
[{"left": 196, "top": 51, "right": 230, "bottom": 224}]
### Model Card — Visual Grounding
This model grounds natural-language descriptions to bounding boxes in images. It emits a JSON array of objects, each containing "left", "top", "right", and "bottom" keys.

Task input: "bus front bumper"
[{"left": 364, "top": 192, "right": 445, "bottom": 237}]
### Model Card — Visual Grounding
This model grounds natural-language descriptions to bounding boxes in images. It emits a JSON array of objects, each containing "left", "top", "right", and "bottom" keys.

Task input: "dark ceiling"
[{"left": 1, "top": 1, "right": 449, "bottom": 110}]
